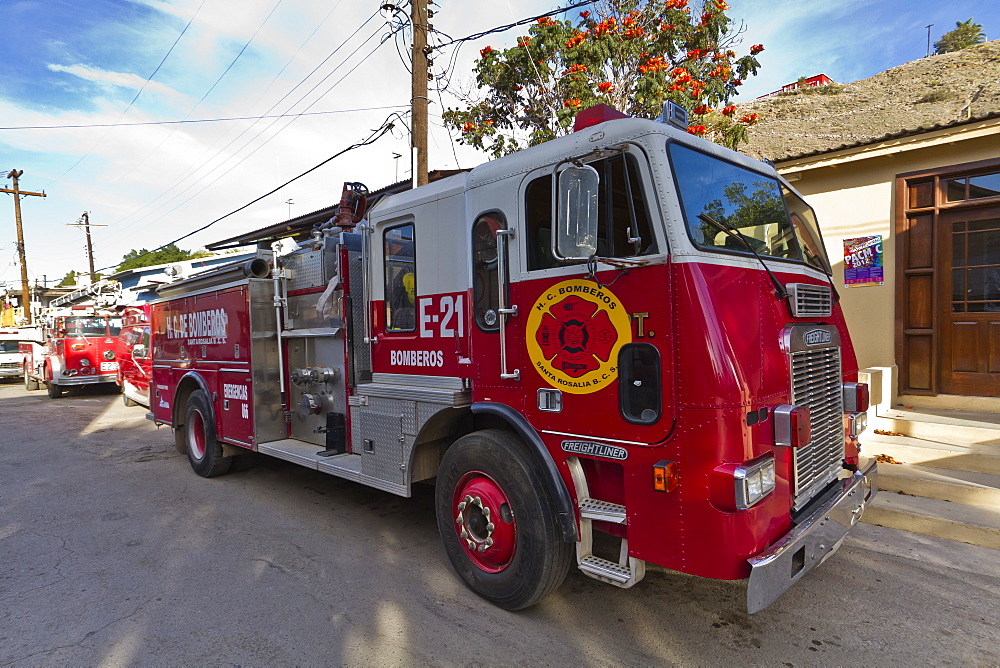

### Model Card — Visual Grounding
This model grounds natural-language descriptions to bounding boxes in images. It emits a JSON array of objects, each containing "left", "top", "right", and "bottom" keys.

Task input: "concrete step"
[
  {"left": 863, "top": 492, "right": 1000, "bottom": 550},
  {"left": 870, "top": 406, "right": 1000, "bottom": 447},
  {"left": 877, "top": 462, "right": 1000, "bottom": 508},
  {"left": 861, "top": 426, "right": 1000, "bottom": 457},
  {"left": 897, "top": 394, "right": 1000, "bottom": 413},
  {"left": 864, "top": 439, "right": 1000, "bottom": 476}
]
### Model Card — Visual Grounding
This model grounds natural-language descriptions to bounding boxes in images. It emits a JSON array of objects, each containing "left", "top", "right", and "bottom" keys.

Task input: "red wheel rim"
[
  {"left": 188, "top": 410, "right": 207, "bottom": 460},
  {"left": 452, "top": 471, "right": 516, "bottom": 573}
]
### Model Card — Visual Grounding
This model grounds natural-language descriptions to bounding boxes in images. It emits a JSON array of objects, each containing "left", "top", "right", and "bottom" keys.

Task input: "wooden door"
[{"left": 938, "top": 207, "right": 1000, "bottom": 396}]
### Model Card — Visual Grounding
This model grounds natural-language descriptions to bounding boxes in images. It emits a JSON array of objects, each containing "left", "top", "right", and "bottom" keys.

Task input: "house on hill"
[{"left": 739, "top": 40, "right": 1000, "bottom": 405}]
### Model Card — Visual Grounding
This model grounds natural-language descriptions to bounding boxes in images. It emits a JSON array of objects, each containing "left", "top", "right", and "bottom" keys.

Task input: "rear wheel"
[
  {"left": 184, "top": 389, "right": 232, "bottom": 477},
  {"left": 435, "top": 429, "right": 572, "bottom": 610}
]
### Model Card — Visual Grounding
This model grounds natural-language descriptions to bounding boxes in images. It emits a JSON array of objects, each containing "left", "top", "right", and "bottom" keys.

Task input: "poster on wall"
[{"left": 844, "top": 235, "right": 884, "bottom": 286}]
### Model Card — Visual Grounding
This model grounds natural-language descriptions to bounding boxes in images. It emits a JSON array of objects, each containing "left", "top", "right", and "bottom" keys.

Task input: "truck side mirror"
[{"left": 555, "top": 164, "right": 600, "bottom": 260}]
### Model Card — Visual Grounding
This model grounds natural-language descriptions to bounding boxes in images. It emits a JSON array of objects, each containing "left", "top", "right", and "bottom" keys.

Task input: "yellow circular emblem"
[{"left": 526, "top": 279, "right": 632, "bottom": 394}]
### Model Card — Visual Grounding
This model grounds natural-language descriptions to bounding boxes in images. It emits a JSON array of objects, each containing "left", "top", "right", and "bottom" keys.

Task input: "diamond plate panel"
[
  {"left": 359, "top": 410, "right": 405, "bottom": 485},
  {"left": 348, "top": 252, "right": 371, "bottom": 382},
  {"left": 285, "top": 250, "right": 327, "bottom": 291}
]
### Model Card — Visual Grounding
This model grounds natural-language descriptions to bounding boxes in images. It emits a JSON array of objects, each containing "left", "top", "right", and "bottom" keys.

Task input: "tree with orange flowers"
[{"left": 443, "top": 0, "right": 764, "bottom": 157}]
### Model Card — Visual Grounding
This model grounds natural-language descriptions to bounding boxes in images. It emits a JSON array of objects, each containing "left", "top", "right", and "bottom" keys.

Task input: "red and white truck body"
[
  {"left": 150, "top": 106, "right": 877, "bottom": 613},
  {"left": 116, "top": 304, "right": 152, "bottom": 407}
]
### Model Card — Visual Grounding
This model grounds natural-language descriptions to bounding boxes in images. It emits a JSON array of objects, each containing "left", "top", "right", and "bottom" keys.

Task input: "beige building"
[{"left": 770, "top": 114, "right": 1000, "bottom": 404}]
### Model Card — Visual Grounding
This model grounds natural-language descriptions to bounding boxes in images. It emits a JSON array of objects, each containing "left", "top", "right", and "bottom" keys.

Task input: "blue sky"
[{"left": 0, "top": 0, "right": 997, "bottom": 286}]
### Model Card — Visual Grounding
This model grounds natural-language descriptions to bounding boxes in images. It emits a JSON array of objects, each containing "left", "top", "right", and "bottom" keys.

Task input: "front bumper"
[
  {"left": 53, "top": 373, "right": 118, "bottom": 387},
  {"left": 746, "top": 457, "right": 878, "bottom": 613},
  {"left": 0, "top": 367, "right": 22, "bottom": 378}
]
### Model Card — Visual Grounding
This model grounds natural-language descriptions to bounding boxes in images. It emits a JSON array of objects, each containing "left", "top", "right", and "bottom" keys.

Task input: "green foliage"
[
  {"left": 56, "top": 270, "right": 79, "bottom": 287},
  {"left": 934, "top": 19, "right": 986, "bottom": 54},
  {"left": 116, "top": 244, "right": 204, "bottom": 272},
  {"left": 443, "top": 0, "right": 764, "bottom": 157}
]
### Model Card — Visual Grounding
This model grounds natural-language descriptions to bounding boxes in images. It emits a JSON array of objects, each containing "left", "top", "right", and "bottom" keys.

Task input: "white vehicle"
[{"left": 0, "top": 327, "right": 42, "bottom": 379}]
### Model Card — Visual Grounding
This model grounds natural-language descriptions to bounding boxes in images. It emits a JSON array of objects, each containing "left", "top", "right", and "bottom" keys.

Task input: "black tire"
[
  {"left": 435, "top": 429, "right": 572, "bottom": 610},
  {"left": 23, "top": 367, "right": 39, "bottom": 391},
  {"left": 47, "top": 380, "right": 62, "bottom": 399},
  {"left": 183, "top": 389, "right": 232, "bottom": 477}
]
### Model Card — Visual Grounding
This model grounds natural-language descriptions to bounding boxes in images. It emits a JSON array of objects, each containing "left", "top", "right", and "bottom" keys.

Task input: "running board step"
[
  {"left": 578, "top": 497, "right": 627, "bottom": 524},
  {"left": 567, "top": 457, "right": 646, "bottom": 589},
  {"left": 578, "top": 555, "right": 633, "bottom": 584}
]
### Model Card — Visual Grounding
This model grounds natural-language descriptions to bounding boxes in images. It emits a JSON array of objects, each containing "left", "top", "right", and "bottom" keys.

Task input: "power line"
[
  {"left": 430, "top": 1, "right": 592, "bottom": 50},
  {"left": 100, "top": 20, "right": 400, "bottom": 251},
  {"left": 0, "top": 106, "right": 408, "bottom": 131},
  {"left": 95, "top": 115, "right": 398, "bottom": 273},
  {"left": 100, "top": 9, "right": 390, "bottom": 247},
  {"left": 43, "top": 0, "right": 209, "bottom": 188}
]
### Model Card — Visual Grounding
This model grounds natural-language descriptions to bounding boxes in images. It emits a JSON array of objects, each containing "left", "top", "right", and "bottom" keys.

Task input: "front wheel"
[
  {"left": 435, "top": 429, "right": 572, "bottom": 610},
  {"left": 47, "top": 381, "right": 62, "bottom": 399},
  {"left": 184, "top": 389, "right": 232, "bottom": 477}
]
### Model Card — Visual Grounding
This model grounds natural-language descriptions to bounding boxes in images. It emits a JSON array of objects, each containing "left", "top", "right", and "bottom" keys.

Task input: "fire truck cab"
[{"left": 150, "top": 104, "right": 877, "bottom": 613}]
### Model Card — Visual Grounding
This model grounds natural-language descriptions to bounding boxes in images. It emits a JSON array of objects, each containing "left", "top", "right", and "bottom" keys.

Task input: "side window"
[
  {"left": 526, "top": 153, "right": 657, "bottom": 271},
  {"left": 618, "top": 343, "right": 661, "bottom": 424},
  {"left": 472, "top": 213, "right": 506, "bottom": 331},
  {"left": 384, "top": 223, "right": 416, "bottom": 332},
  {"left": 135, "top": 328, "right": 151, "bottom": 359}
]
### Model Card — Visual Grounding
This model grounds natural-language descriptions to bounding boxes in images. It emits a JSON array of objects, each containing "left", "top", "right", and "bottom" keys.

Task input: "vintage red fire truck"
[
  {"left": 116, "top": 304, "right": 152, "bottom": 407},
  {"left": 22, "top": 281, "right": 123, "bottom": 398},
  {"left": 149, "top": 103, "right": 877, "bottom": 613}
]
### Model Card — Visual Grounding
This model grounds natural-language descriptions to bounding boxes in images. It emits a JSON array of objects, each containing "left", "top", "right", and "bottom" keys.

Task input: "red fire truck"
[
  {"left": 149, "top": 104, "right": 877, "bottom": 613},
  {"left": 22, "top": 280, "right": 123, "bottom": 398},
  {"left": 116, "top": 304, "right": 152, "bottom": 407}
]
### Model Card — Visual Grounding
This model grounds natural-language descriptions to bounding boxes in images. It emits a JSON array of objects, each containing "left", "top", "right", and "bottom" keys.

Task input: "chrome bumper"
[
  {"left": 747, "top": 458, "right": 878, "bottom": 613},
  {"left": 53, "top": 373, "right": 117, "bottom": 387},
  {"left": 0, "top": 368, "right": 22, "bottom": 377}
]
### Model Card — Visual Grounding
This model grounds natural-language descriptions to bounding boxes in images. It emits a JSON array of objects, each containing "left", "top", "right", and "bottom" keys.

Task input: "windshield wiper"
[{"left": 698, "top": 212, "right": 789, "bottom": 300}]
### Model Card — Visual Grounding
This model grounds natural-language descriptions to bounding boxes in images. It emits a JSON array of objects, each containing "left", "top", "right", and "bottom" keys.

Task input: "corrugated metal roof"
[{"left": 773, "top": 109, "right": 1000, "bottom": 164}]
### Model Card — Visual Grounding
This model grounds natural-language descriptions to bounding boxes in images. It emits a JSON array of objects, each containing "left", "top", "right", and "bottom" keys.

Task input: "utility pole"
[
  {"left": 926, "top": 24, "right": 934, "bottom": 57},
  {"left": 411, "top": 0, "right": 430, "bottom": 187},
  {"left": 67, "top": 212, "right": 106, "bottom": 284},
  {"left": 1, "top": 170, "right": 46, "bottom": 325}
]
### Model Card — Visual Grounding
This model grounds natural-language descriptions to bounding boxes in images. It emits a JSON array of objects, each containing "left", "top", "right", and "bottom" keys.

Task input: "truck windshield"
[
  {"left": 669, "top": 143, "right": 832, "bottom": 274},
  {"left": 64, "top": 317, "right": 108, "bottom": 336},
  {"left": 0, "top": 341, "right": 18, "bottom": 353}
]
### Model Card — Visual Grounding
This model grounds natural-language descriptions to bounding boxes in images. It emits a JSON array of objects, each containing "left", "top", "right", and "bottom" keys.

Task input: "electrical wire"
[
  {"left": 430, "top": 1, "right": 592, "bottom": 50},
  {"left": 103, "top": 0, "right": 288, "bottom": 187},
  {"left": 0, "top": 106, "right": 408, "bottom": 130},
  {"left": 43, "top": 0, "right": 209, "bottom": 188},
  {"left": 99, "top": 25, "right": 403, "bottom": 252},
  {"left": 100, "top": 11, "right": 392, "bottom": 247},
  {"left": 95, "top": 115, "right": 399, "bottom": 273}
]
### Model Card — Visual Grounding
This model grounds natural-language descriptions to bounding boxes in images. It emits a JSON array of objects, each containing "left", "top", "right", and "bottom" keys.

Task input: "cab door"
[
  {"left": 466, "top": 184, "right": 526, "bottom": 412},
  {"left": 514, "top": 148, "right": 675, "bottom": 445}
]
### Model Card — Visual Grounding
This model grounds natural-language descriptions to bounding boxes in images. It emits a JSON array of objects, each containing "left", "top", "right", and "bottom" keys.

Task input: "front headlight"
[
  {"left": 735, "top": 455, "right": 776, "bottom": 510},
  {"left": 79, "top": 358, "right": 90, "bottom": 367},
  {"left": 103, "top": 350, "right": 115, "bottom": 360}
]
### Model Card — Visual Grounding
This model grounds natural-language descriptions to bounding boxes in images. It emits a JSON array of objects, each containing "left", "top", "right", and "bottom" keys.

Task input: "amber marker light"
[{"left": 653, "top": 460, "right": 678, "bottom": 492}]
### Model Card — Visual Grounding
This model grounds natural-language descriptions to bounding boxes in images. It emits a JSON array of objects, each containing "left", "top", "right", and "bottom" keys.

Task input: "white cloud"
[{"left": 47, "top": 63, "right": 187, "bottom": 101}]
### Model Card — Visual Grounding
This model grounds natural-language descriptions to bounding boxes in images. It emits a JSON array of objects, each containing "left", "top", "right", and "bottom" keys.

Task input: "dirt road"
[{"left": 1, "top": 380, "right": 997, "bottom": 665}]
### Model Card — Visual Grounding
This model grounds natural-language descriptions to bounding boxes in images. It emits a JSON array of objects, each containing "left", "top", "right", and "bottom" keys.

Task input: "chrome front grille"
[
  {"left": 0, "top": 362, "right": 18, "bottom": 370},
  {"left": 787, "top": 283, "right": 832, "bottom": 318},
  {"left": 788, "top": 338, "right": 844, "bottom": 511}
]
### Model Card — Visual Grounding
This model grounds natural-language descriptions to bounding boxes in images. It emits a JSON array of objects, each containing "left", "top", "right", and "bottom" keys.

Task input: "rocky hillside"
[{"left": 737, "top": 39, "right": 1000, "bottom": 161}]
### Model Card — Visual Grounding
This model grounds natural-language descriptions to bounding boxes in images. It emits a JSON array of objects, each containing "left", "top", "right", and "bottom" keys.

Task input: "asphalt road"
[{"left": 1, "top": 379, "right": 998, "bottom": 665}]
